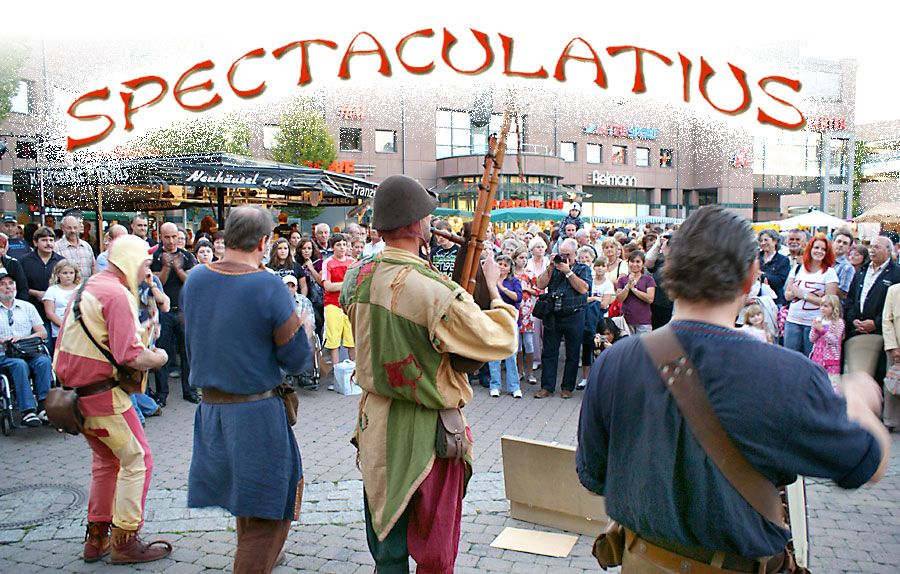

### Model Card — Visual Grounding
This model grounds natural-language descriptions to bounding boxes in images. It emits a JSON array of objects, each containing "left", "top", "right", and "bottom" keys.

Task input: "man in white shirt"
[
  {"left": 96, "top": 224, "right": 129, "bottom": 272},
  {"left": 362, "top": 227, "right": 384, "bottom": 257},
  {"left": 0, "top": 271, "right": 52, "bottom": 427}
]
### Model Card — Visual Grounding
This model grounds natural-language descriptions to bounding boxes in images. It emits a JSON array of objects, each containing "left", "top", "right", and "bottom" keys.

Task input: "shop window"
[
  {"left": 340, "top": 127, "right": 362, "bottom": 152},
  {"left": 660, "top": 189, "right": 670, "bottom": 205},
  {"left": 636, "top": 147, "right": 650, "bottom": 167},
  {"left": 375, "top": 129, "right": 396, "bottom": 153},
  {"left": 10, "top": 81, "right": 29, "bottom": 115},
  {"left": 436, "top": 110, "right": 472, "bottom": 159},
  {"left": 611, "top": 145, "right": 627, "bottom": 165},
  {"left": 263, "top": 125, "right": 281, "bottom": 150},
  {"left": 560, "top": 142, "right": 576, "bottom": 162},
  {"left": 698, "top": 190, "right": 718, "bottom": 206},
  {"left": 659, "top": 148, "right": 673, "bottom": 168},
  {"left": 586, "top": 143, "right": 602, "bottom": 164}
]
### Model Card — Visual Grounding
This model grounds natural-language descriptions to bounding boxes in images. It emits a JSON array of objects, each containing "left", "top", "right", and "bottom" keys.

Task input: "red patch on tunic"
[
  {"left": 86, "top": 427, "right": 110, "bottom": 437},
  {"left": 383, "top": 354, "right": 423, "bottom": 404}
]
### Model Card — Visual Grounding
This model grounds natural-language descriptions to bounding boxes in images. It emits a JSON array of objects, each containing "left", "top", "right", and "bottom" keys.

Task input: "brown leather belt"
[
  {"left": 201, "top": 387, "right": 275, "bottom": 404},
  {"left": 627, "top": 531, "right": 785, "bottom": 574},
  {"left": 68, "top": 379, "right": 118, "bottom": 398}
]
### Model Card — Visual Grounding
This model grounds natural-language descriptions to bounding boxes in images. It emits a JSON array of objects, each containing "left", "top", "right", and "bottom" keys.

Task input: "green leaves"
[
  {"left": 0, "top": 41, "right": 28, "bottom": 125},
  {"left": 131, "top": 114, "right": 250, "bottom": 155},
  {"left": 269, "top": 97, "right": 337, "bottom": 168}
]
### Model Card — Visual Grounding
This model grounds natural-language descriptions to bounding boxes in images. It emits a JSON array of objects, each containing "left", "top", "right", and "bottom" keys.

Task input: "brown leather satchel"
[
  {"left": 434, "top": 408, "right": 471, "bottom": 461},
  {"left": 44, "top": 387, "right": 84, "bottom": 435},
  {"left": 276, "top": 382, "right": 299, "bottom": 426},
  {"left": 591, "top": 520, "right": 626, "bottom": 570}
]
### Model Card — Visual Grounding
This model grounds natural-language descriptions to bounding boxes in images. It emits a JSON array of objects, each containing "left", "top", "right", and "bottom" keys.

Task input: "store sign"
[
  {"left": 492, "top": 199, "right": 566, "bottom": 209},
  {"left": 590, "top": 170, "right": 637, "bottom": 187},
  {"left": 339, "top": 103, "right": 366, "bottom": 120},
  {"left": 583, "top": 123, "right": 658, "bottom": 140},
  {"left": 29, "top": 166, "right": 131, "bottom": 186},
  {"left": 97, "top": 146, "right": 160, "bottom": 159},
  {"left": 185, "top": 170, "right": 291, "bottom": 188},
  {"left": 303, "top": 160, "right": 356, "bottom": 174},
  {"left": 729, "top": 147, "right": 751, "bottom": 167},
  {"left": 806, "top": 116, "right": 847, "bottom": 131}
]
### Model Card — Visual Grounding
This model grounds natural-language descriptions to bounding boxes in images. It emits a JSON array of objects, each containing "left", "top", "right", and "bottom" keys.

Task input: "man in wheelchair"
[{"left": 0, "top": 270, "right": 52, "bottom": 427}]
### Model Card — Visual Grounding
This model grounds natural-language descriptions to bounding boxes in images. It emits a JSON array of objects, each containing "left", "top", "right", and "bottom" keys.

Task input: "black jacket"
[
  {"left": 759, "top": 251, "right": 790, "bottom": 306},
  {"left": 1, "top": 255, "right": 29, "bottom": 302},
  {"left": 845, "top": 258, "right": 900, "bottom": 337}
]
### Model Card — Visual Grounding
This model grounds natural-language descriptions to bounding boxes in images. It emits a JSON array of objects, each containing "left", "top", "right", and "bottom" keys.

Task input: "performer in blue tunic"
[{"left": 182, "top": 205, "right": 312, "bottom": 574}]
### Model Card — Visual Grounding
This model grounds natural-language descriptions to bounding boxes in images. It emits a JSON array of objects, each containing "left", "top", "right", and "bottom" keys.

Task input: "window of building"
[
  {"left": 560, "top": 142, "right": 576, "bottom": 162},
  {"left": 698, "top": 190, "right": 718, "bottom": 206},
  {"left": 611, "top": 145, "right": 627, "bottom": 165},
  {"left": 659, "top": 148, "right": 673, "bottom": 168},
  {"left": 10, "top": 81, "right": 29, "bottom": 115},
  {"left": 375, "top": 129, "right": 396, "bottom": 153},
  {"left": 636, "top": 147, "right": 650, "bottom": 167},
  {"left": 263, "top": 125, "right": 281, "bottom": 150},
  {"left": 829, "top": 138, "right": 850, "bottom": 185},
  {"left": 586, "top": 143, "right": 602, "bottom": 164},
  {"left": 660, "top": 189, "right": 670, "bottom": 205},
  {"left": 339, "top": 127, "right": 362, "bottom": 152},
  {"left": 436, "top": 109, "right": 523, "bottom": 159}
]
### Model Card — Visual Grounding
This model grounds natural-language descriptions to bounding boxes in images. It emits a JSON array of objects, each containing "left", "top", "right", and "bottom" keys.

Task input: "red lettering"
[
  {"left": 119, "top": 75, "right": 167, "bottom": 131},
  {"left": 500, "top": 199, "right": 508, "bottom": 208},
  {"left": 553, "top": 38, "right": 607, "bottom": 87},
  {"left": 698, "top": 58, "right": 750, "bottom": 115},
  {"left": 66, "top": 88, "right": 115, "bottom": 151},
  {"left": 273, "top": 39, "right": 338, "bottom": 86},
  {"left": 493, "top": 200, "right": 499, "bottom": 209},
  {"left": 174, "top": 60, "right": 222, "bottom": 111},
  {"left": 679, "top": 53, "right": 691, "bottom": 102},
  {"left": 395, "top": 28, "right": 435, "bottom": 74},
  {"left": 499, "top": 33, "right": 548, "bottom": 78},
  {"left": 606, "top": 45, "right": 672, "bottom": 93},
  {"left": 441, "top": 28, "right": 493, "bottom": 75},
  {"left": 338, "top": 32, "right": 391, "bottom": 79},
  {"left": 227, "top": 47, "right": 266, "bottom": 98},
  {"left": 756, "top": 75, "right": 804, "bottom": 130},
  {"left": 345, "top": 161, "right": 355, "bottom": 174}
]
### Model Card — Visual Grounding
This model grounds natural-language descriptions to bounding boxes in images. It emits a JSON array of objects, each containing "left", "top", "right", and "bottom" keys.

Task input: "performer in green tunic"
[{"left": 341, "top": 175, "right": 518, "bottom": 573}]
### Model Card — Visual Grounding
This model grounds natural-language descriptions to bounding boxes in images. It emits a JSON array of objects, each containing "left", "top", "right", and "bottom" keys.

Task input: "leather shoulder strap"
[
  {"left": 73, "top": 281, "right": 123, "bottom": 370},
  {"left": 641, "top": 326, "right": 785, "bottom": 526}
]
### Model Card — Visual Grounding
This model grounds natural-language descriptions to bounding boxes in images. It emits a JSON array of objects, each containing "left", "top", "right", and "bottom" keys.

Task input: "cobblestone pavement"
[{"left": 0, "top": 363, "right": 898, "bottom": 573}]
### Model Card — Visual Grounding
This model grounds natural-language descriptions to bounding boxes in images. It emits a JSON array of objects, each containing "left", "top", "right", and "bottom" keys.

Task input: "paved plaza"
[{"left": 0, "top": 364, "right": 898, "bottom": 574}]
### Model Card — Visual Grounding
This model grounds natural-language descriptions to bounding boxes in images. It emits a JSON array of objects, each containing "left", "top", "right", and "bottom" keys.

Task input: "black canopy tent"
[{"left": 13, "top": 153, "right": 378, "bottom": 248}]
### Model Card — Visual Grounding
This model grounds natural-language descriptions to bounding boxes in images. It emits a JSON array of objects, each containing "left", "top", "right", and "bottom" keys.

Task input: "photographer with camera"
[{"left": 534, "top": 238, "right": 591, "bottom": 399}]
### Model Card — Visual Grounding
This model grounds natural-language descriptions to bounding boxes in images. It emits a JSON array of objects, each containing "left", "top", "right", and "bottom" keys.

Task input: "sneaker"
[
  {"left": 170, "top": 370, "right": 180, "bottom": 378},
  {"left": 37, "top": 410, "right": 49, "bottom": 425},
  {"left": 576, "top": 379, "right": 587, "bottom": 390},
  {"left": 22, "top": 412, "right": 41, "bottom": 427},
  {"left": 513, "top": 390, "right": 523, "bottom": 399},
  {"left": 490, "top": 389, "right": 500, "bottom": 397},
  {"left": 527, "top": 375, "right": 538, "bottom": 385},
  {"left": 532, "top": 362, "right": 540, "bottom": 371}
]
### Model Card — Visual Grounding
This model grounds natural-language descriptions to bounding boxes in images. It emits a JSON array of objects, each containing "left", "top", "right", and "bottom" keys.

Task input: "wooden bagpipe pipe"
[{"left": 430, "top": 99, "right": 515, "bottom": 373}]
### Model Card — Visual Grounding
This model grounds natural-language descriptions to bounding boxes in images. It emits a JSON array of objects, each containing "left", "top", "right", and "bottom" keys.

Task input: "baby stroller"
[{"left": 285, "top": 294, "right": 321, "bottom": 391}]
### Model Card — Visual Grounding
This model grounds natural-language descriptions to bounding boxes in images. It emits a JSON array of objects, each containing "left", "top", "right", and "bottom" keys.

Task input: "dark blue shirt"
[
  {"left": 576, "top": 321, "right": 881, "bottom": 558},
  {"left": 547, "top": 261, "right": 592, "bottom": 316},
  {"left": 6, "top": 238, "right": 31, "bottom": 260}
]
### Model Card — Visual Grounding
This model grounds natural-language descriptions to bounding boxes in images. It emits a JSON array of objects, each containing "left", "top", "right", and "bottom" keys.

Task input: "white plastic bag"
[{"left": 333, "top": 359, "right": 361, "bottom": 395}]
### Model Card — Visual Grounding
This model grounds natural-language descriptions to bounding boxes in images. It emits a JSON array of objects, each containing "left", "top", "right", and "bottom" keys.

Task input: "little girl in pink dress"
[{"left": 809, "top": 294, "right": 844, "bottom": 393}]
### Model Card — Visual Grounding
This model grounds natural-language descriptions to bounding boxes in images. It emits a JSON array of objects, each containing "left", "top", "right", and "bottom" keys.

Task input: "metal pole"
[
  {"left": 401, "top": 93, "right": 406, "bottom": 175},
  {"left": 39, "top": 37, "right": 51, "bottom": 220},
  {"left": 820, "top": 132, "right": 828, "bottom": 213},
  {"left": 676, "top": 123, "right": 682, "bottom": 218}
]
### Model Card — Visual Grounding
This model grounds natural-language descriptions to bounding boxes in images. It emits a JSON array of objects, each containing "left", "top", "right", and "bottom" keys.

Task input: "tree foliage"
[
  {"left": 0, "top": 42, "right": 28, "bottom": 126},
  {"left": 269, "top": 98, "right": 337, "bottom": 168},
  {"left": 131, "top": 114, "right": 251, "bottom": 155}
]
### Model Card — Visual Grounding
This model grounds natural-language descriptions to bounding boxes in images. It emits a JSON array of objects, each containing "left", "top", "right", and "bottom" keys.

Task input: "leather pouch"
[
  {"left": 44, "top": 387, "right": 85, "bottom": 435},
  {"left": 591, "top": 520, "right": 626, "bottom": 570},
  {"left": 434, "top": 408, "right": 471, "bottom": 461},
  {"left": 276, "top": 382, "right": 299, "bottom": 426}
]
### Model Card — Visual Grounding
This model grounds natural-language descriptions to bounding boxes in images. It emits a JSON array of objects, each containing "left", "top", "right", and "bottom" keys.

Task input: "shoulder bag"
[
  {"left": 434, "top": 408, "right": 472, "bottom": 462},
  {"left": 592, "top": 326, "right": 809, "bottom": 572},
  {"left": 5, "top": 337, "right": 48, "bottom": 361}
]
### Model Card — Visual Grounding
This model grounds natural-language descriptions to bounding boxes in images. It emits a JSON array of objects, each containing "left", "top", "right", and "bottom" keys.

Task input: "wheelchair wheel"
[{"left": 1, "top": 414, "right": 11, "bottom": 437}]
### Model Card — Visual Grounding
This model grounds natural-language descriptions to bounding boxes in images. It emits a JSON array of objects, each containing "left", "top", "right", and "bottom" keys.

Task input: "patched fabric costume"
[{"left": 341, "top": 246, "right": 517, "bottom": 573}]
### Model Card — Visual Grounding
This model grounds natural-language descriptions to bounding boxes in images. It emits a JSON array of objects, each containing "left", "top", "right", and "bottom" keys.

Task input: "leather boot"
[
  {"left": 83, "top": 522, "right": 110, "bottom": 562},
  {"left": 109, "top": 526, "right": 173, "bottom": 564}
]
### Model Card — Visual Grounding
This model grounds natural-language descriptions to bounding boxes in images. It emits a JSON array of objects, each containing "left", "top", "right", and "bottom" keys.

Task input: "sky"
[{"left": 4, "top": 0, "right": 899, "bottom": 148}]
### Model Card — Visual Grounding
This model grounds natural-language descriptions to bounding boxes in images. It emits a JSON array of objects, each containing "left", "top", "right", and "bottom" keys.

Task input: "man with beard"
[
  {"left": 53, "top": 235, "right": 172, "bottom": 564},
  {"left": 785, "top": 228, "right": 807, "bottom": 268}
]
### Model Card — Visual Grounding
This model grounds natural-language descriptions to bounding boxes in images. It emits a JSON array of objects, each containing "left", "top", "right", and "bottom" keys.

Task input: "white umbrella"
[{"left": 762, "top": 209, "right": 850, "bottom": 230}]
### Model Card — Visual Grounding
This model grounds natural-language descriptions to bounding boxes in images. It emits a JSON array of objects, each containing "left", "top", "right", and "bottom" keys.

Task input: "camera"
[{"left": 550, "top": 253, "right": 561, "bottom": 264}]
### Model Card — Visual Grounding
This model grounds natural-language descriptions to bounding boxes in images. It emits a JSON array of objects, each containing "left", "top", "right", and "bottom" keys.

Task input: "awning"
[
  {"left": 433, "top": 207, "right": 474, "bottom": 218},
  {"left": 588, "top": 215, "right": 684, "bottom": 225},
  {"left": 490, "top": 207, "right": 566, "bottom": 223},
  {"left": 12, "top": 152, "right": 378, "bottom": 212},
  {"left": 757, "top": 209, "right": 850, "bottom": 230}
]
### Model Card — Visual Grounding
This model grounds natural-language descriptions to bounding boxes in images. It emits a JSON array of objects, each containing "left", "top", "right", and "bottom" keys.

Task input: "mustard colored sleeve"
[{"left": 430, "top": 288, "right": 519, "bottom": 362}]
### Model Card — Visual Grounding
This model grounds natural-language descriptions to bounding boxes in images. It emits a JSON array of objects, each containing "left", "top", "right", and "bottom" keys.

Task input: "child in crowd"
[
  {"left": 322, "top": 233, "right": 356, "bottom": 366},
  {"left": 489, "top": 254, "right": 523, "bottom": 398},
  {"left": 810, "top": 294, "right": 844, "bottom": 391},
  {"left": 579, "top": 256, "right": 615, "bottom": 389},
  {"left": 513, "top": 247, "right": 538, "bottom": 385},
  {"left": 283, "top": 275, "right": 319, "bottom": 390},
  {"left": 740, "top": 304, "right": 773, "bottom": 343},
  {"left": 42, "top": 259, "right": 80, "bottom": 352}
]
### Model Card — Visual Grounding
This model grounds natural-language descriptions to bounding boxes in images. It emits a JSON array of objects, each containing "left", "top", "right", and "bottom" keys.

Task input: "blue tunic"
[
  {"left": 182, "top": 264, "right": 312, "bottom": 520},
  {"left": 576, "top": 321, "right": 881, "bottom": 558}
]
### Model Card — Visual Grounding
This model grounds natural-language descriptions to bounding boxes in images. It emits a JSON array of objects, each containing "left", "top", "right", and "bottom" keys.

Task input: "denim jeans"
[
  {"left": 489, "top": 353, "right": 520, "bottom": 393},
  {"left": 540, "top": 309, "right": 585, "bottom": 393},
  {"left": 0, "top": 354, "right": 52, "bottom": 412},
  {"left": 130, "top": 392, "right": 160, "bottom": 423},
  {"left": 783, "top": 321, "right": 813, "bottom": 357}
]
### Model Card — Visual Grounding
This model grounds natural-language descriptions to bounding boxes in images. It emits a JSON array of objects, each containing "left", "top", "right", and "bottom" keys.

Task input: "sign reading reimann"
[{"left": 590, "top": 170, "right": 637, "bottom": 187}]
